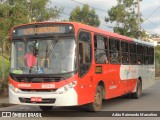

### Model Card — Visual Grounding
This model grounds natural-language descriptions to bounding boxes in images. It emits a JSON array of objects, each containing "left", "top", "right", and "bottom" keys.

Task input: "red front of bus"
[{"left": 8, "top": 22, "right": 88, "bottom": 107}]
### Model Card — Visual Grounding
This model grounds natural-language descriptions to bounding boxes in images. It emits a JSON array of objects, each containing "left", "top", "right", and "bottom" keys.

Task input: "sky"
[{"left": 50, "top": 0, "right": 160, "bottom": 35}]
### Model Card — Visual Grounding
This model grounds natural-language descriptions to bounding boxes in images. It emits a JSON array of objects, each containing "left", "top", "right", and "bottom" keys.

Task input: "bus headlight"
[
  {"left": 56, "top": 81, "right": 77, "bottom": 94},
  {"left": 9, "top": 84, "right": 22, "bottom": 93}
]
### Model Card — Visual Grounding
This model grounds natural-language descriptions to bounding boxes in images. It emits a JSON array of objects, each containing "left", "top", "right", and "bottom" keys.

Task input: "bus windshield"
[{"left": 10, "top": 38, "right": 76, "bottom": 74}]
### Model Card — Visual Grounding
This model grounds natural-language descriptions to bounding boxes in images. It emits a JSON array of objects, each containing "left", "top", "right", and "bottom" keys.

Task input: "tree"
[
  {"left": 0, "top": 0, "right": 63, "bottom": 55},
  {"left": 155, "top": 46, "right": 160, "bottom": 77},
  {"left": 0, "top": 0, "right": 63, "bottom": 83},
  {"left": 106, "top": 0, "right": 147, "bottom": 39},
  {"left": 8, "top": 0, "right": 63, "bottom": 22},
  {"left": 69, "top": 4, "right": 100, "bottom": 27}
]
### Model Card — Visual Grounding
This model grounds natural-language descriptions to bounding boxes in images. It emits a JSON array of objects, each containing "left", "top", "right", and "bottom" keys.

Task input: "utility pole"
[{"left": 138, "top": 0, "right": 141, "bottom": 38}]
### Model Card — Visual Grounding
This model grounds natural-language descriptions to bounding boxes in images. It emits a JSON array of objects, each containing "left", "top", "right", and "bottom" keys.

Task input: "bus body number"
[{"left": 41, "top": 84, "right": 55, "bottom": 89}]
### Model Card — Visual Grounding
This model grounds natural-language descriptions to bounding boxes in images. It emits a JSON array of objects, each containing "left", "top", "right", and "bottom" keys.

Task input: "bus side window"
[
  {"left": 144, "top": 46, "right": 148, "bottom": 65},
  {"left": 148, "top": 47, "right": 154, "bottom": 65},
  {"left": 78, "top": 31, "right": 92, "bottom": 77},
  {"left": 109, "top": 38, "right": 120, "bottom": 63},
  {"left": 121, "top": 41, "right": 129, "bottom": 64},
  {"left": 137, "top": 44, "right": 143, "bottom": 65},
  {"left": 94, "top": 35, "right": 108, "bottom": 64},
  {"left": 130, "top": 43, "right": 137, "bottom": 64}
]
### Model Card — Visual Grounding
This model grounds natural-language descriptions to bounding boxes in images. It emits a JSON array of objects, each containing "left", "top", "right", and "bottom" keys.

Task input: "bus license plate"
[{"left": 31, "top": 97, "right": 42, "bottom": 102}]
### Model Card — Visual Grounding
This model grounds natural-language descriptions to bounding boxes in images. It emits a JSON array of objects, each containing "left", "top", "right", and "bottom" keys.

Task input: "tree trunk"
[{"left": 1, "top": 39, "right": 6, "bottom": 82}]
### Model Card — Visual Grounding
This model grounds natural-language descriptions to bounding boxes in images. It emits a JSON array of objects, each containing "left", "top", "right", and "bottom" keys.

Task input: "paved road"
[{"left": 0, "top": 80, "right": 160, "bottom": 120}]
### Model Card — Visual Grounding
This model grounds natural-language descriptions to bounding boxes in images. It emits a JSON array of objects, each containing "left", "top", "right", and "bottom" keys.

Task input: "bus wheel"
[
  {"left": 131, "top": 80, "right": 142, "bottom": 99},
  {"left": 39, "top": 106, "right": 53, "bottom": 111},
  {"left": 87, "top": 85, "right": 103, "bottom": 111}
]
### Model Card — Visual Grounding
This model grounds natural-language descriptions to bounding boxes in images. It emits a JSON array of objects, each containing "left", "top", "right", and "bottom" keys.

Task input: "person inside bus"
[
  {"left": 24, "top": 45, "right": 37, "bottom": 68},
  {"left": 105, "top": 54, "right": 108, "bottom": 64},
  {"left": 104, "top": 41, "right": 109, "bottom": 64},
  {"left": 137, "top": 56, "right": 141, "bottom": 65},
  {"left": 97, "top": 52, "right": 108, "bottom": 64},
  {"left": 111, "top": 47, "right": 119, "bottom": 63}
]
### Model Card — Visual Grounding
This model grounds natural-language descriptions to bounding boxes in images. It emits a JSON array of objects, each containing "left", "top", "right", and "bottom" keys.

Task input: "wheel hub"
[{"left": 95, "top": 92, "right": 101, "bottom": 105}]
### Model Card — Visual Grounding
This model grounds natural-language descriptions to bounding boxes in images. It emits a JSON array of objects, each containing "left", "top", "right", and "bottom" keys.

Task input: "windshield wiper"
[
  {"left": 47, "top": 39, "right": 58, "bottom": 57},
  {"left": 44, "top": 37, "right": 58, "bottom": 67}
]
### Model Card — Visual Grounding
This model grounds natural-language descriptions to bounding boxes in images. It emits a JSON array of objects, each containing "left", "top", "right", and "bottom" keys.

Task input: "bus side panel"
[
  {"left": 76, "top": 76, "right": 95, "bottom": 105},
  {"left": 104, "top": 64, "right": 122, "bottom": 99},
  {"left": 105, "top": 65, "right": 137, "bottom": 99},
  {"left": 76, "top": 66, "right": 96, "bottom": 105},
  {"left": 89, "top": 64, "right": 136, "bottom": 100},
  {"left": 76, "top": 64, "right": 139, "bottom": 105},
  {"left": 141, "top": 65, "right": 155, "bottom": 90}
]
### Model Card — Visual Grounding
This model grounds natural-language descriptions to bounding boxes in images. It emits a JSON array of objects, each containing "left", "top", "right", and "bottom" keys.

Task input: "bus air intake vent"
[{"left": 14, "top": 77, "right": 62, "bottom": 83}]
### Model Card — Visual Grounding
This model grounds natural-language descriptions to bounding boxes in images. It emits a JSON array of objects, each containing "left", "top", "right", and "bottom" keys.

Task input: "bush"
[
  {"left": 0, "top": 56, "right": 10, "bottom": 81},
  {"left": 0, "top": 57, "right": 10, "bottom": 95},
  {"left": 155, "top": 46, "right": 160, "bottom": 77}
]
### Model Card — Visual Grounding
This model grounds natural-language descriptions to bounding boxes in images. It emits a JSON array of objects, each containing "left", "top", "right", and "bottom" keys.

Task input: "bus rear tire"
[
  {"left": 131, "top": 80, "right": 142, "bottom": 99},
  {"left": 39, "top": 106, "right": 53, "bottom": 111},
  {"left": 87, "top": 85, "right": 103, "bottom": 112}
]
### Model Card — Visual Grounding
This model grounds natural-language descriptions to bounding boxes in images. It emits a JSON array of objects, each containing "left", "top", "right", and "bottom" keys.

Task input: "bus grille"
[
  {"left": 20, "top": 89, "right": 57, "bottom": 92},
  {"left": 14, "top": 77, "right": 62, "bottom": 83}
]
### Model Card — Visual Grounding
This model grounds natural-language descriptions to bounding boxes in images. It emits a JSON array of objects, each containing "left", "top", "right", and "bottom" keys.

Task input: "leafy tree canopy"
[
  {"left": 107, "top": 0, "right": 147, "bottom": 39},
  {"left": 0, "top": 0, "right": 63, "bottom": 54},
  {"left": 69, "top": 4, "right": 100, "bottom": 27}
]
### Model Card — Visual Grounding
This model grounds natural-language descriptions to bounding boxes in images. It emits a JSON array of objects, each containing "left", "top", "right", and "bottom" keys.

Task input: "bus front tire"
[
  {"left": 39, "top": 106, "right": 53, "bottom": 111},
  {"left": 131, "top": 80, "right": 142, "bottom": 99},
  {"left": 87, "top": 85, "right": 103, "bottom": 112}
]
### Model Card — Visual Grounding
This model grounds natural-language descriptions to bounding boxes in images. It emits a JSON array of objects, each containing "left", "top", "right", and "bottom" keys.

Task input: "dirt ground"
[{"left": 156, "top": 69, "right": 160, "bottom": 77}]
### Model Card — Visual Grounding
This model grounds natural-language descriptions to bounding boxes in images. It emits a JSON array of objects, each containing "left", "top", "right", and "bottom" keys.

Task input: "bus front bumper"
[{"left": 9, "top": 87, "right": 78, "bottom": 106}]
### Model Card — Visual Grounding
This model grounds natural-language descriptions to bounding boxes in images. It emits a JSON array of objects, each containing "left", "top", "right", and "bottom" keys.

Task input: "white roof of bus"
[{"left": 133, "top": 38, "right": 156, "bottom": 46}]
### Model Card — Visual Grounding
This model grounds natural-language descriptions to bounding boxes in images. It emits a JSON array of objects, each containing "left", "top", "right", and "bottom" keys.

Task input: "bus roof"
[
  {"left": 72, "top": 22, "right": 132, "bottom": 41},
  {"left": 133, "top": 38, "right": 156, "bottom": 46},
  {"left": 11, "top": 21, "right": 156, "bottom": 46}
]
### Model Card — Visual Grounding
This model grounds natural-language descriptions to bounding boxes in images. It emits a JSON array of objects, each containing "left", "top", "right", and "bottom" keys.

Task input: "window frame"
[
  {"left": 109, "top": 37, "right": 121, "bottom": 64},
  {"left": 121, "top": 41, "right": 129, "bottom": 65},
  {"left": 136, "top": 44, "right": 144, "bottom": 65},
  {"left": 148, "top": 46, "right": 154, "bottom": 65},
  {"left": 94, "top": 34, "right": 109, "bottom": 64},
  {"left": 129, "top": 42, "right": 137, "bottom": 65}
]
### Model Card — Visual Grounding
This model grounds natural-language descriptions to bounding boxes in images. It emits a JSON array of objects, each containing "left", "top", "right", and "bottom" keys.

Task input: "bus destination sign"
[
  {"left": 12, "top": 24, "right": 74, "bottom": 38},
  {"left": 23, "top": 26, "right": 60, "bottom": 35}
]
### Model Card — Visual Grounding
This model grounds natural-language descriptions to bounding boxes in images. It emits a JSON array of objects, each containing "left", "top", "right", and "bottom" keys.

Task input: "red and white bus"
[{"left": 9, "top": 22, "right": 155, "bottom": 111}]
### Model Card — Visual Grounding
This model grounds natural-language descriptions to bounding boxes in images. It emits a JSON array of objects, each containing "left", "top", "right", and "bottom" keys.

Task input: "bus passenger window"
[
  {"left": 136, "top": 44, "right": 143, "bottom": 65},
  {"left": 121, "top": 41, "right": 129, "bottom": 64},
  {"left": 130, "top": 43, "right": 137, "bottom": 64},
  {"left": 94, "top": 35, "right": 108, "bottom": 64},
  {"left": 109, "top": 38, "right": 120, "bottom": 63},
  {"left": 147, "top": 47, "right": 154, "bottom": 65},
  {"left": 144, "top": 46, "right": 149, "bottom": 65}
]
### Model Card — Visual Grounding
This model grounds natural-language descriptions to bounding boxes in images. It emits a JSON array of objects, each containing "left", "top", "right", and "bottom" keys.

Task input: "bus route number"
[{"left": 42, "top": 84, "right": 55, "bottom": 89}]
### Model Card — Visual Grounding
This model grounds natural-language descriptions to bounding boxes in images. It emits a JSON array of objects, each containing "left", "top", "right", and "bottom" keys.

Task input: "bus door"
[{"left": 78, "top": 31, "right": 93, "bottom": 104}]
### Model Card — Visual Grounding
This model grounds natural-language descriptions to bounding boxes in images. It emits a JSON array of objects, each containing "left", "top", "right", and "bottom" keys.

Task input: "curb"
[
  {"left": 155, "top": 77, "right": 160, "bottom": 80},
  {"left": 0, "top": 103, "right": 16, "bottom": 108},
  {"left": 0, "top": 95, "right": 12, "bottom": 108}
]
